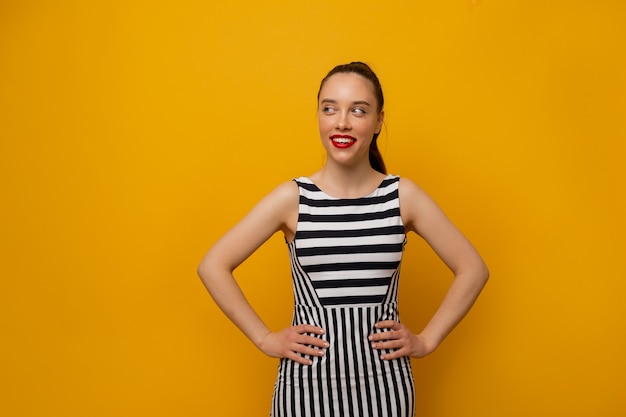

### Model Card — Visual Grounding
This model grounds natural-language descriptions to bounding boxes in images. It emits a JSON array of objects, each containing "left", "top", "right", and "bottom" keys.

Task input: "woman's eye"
[
  {"left": 352, "top": 108, "right": 366, "bottom": 115},
  {"left": 323, "top": 106, "right": 336, "bottom": 113}
]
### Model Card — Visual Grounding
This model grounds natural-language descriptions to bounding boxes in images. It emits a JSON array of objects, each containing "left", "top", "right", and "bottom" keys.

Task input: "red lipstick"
[{"left": 330, "top": 134, "right": 357, "bottom": 149}]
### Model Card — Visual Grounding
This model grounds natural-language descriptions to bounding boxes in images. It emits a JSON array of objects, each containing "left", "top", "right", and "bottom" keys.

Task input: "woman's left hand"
[{"left": 369, "top": 321, "right": 433, "bottom": 360}]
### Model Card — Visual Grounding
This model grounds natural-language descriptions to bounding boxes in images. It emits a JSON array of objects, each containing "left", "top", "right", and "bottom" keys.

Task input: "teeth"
[{"left": 332, "top": 137, "right": 354, "bottom": 144}]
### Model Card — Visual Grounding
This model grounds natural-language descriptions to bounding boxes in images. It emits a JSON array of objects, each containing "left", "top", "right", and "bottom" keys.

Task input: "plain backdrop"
[{"left": 1, "top": 1, "right": 625, "bottom": 416}]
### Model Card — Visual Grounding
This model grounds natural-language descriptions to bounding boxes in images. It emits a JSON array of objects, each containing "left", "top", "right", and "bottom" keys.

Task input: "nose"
[{"left": 336, "top": 111, "right": 351, "bottom": 130}]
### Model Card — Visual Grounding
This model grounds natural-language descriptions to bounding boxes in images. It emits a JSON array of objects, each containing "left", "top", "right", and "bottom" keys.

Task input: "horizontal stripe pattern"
[
  {"left": 296, "top": 243, "right": 403, "bottom": 257},
  {"left": 293, "top": 176, "right": 406, "bottom": 307}
]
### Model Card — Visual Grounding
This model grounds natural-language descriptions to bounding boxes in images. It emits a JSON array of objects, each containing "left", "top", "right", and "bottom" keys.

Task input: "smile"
[{"left": 331, "top": 135, "right": 356, "bottom": 148}]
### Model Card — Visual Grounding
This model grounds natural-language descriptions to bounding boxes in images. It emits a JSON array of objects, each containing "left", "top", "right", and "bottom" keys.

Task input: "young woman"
[{"left": 198, "top": 62, "right": 489, "bottom": 417}]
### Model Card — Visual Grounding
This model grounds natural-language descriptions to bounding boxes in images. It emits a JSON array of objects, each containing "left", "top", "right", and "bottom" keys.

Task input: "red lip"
[
  {"left": 330, "top": 134, "right": 357, "bottom": 149},
  {"left": 330, "top": 134, "right": 357, "bottom": 139}
]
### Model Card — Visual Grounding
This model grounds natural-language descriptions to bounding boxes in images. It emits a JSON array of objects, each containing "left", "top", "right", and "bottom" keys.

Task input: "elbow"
[
  {"left": 197, "top": 253, "right": 216, "bottom": 288},
  {"left": 478, "top": 261, "right": 490, "bottom": 286},
  {"left": 197, "top": 261, "right": 208, "bottom": 281},
  {"left": 197, "top": 250, "right": 233, "bottom": 292},
  {"left": 197, "top": 261, "right": 211, "bottom": 291},
  {"left": 462, "top": 258, "right": 489, "bottom": 288}
]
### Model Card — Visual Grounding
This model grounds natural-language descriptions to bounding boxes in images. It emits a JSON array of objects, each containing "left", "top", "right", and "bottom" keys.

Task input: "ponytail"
[{"left": 369, "top": 133, "right": 386, "bottom": 174}]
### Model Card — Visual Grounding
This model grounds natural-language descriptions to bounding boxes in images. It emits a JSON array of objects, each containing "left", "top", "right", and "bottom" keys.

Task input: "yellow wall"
[{"left": 1, "top": 1, "right": 625, "bottom": 415}]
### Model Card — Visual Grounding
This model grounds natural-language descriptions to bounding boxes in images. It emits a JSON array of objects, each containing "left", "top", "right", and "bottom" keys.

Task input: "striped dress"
[{"left": 271, "top": 175, "right": 415, "bottom": 417}]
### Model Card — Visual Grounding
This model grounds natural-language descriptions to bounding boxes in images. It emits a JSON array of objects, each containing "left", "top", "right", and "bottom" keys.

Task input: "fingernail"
[
  {"left": 368, "top": 335, "right": 373, "bottom": 341},
  {"left": 323, "top": 342, "right": 329, "bottom": 347}
]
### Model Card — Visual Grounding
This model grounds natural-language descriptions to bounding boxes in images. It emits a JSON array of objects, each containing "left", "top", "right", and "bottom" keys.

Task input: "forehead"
[{"left": 319, "top": 72, "right": 376, "bottom": 102}]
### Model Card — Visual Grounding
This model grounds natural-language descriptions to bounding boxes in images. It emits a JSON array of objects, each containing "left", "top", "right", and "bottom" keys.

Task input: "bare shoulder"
[
  {"left": 398, "top": 177, "right": 447, "bottom": 235},
  {"left": 398, "top": 177, "right": 488, "bottom": 279},
  {"left": 203, "top": 180, "right": 299, "bottom": 270},
  {"left": 261, "top": 180, "right": 299, "bottom": 212},
  {"left": 398, "top": 177, "right": 435, "bottom": 209},
  {"left": 398, "top": 176, "right": 425, "bottom": 196},
  {"left": 252, "top": 180, "right": 299, "bottom": 240},
  {"left": 273, "top": 179, "right": 300, "bottom": 198}
]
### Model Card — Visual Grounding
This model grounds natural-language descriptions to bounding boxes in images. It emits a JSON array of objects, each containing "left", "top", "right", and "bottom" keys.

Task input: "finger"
[
  {"left": 380, "top": 348, "right": 408, "bottom": 360},
  {"left": 294, "top": 324, "right": 326, "bottom": 335},
  {"left": 374, "top": 320, "right": 399, "bottom": 330},
  {"left": 369, "top": 329, "right": 400, "bottom": 342},
  {"left": 286, "top": 345, "right": 326, "bottom": 364},
  {"left": 286, "top": 351, "right": 314, "bottom": 365},
  {"left": 293, "top": 344, "right": 326, "bottom": 358},
  {"left": 298, "top": 334, "right": 330, "bottom": 349},
  {"left": 371, "top": 339, "right": 404, "bottom": 350}
]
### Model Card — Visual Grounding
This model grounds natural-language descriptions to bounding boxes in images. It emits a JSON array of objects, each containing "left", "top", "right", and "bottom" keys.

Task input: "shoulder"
[
  {"left": 227, "top": 179, "right": 299, "bottom": 239},
  {"left": 398, "top": 177, "right": 445, "bottom": 234},
  {"left": 259, "top": 180, "right": 299, "bottom": 212},
  {"left": 398, "top": 176, "right": 427, "bottom": 199},
  {"left": 272, "top": 179, "right": 300, "bottom": 197}
]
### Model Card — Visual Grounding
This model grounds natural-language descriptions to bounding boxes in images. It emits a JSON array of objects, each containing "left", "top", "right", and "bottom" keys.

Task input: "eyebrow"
[{"left": 320, "top": 98, "right": 372, "bottom": 106}]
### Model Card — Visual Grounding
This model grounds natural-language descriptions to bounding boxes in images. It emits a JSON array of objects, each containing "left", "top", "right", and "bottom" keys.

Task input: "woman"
[{"left": 198, "top": 62, "right": 489, "bottom": 417}]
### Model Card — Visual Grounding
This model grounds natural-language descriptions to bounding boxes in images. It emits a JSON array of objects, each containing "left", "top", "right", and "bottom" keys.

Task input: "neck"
[{"left": 312, "top": 161, "right": 385, "bottom": 199}]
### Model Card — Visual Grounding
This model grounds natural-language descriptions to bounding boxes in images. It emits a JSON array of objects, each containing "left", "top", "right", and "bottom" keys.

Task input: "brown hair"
[{"left": 317, "top": 62, "right": 387, "bottom": 174}]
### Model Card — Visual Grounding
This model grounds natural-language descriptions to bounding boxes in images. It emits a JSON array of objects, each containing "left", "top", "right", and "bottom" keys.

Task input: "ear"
[{"left": 375, "top": 110, "right": 385, "bottom": 134}]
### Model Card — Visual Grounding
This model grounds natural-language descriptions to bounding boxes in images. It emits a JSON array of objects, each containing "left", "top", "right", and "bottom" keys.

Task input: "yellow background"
[{"left": 1, "top": 1, "right": 625, "bottom": 416}]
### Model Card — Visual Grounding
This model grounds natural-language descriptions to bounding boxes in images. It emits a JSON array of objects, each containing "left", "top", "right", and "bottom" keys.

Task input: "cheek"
[
  {"left": 318, "top": 117, "right": 333, "bottom": 133},
  {"left": 356, "top": 120, "right": 377, "bottom": 135}
]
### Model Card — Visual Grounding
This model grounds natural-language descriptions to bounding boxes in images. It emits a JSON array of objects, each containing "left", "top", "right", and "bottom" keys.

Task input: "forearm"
[
  {"left": 418, "top": 266, "right": 489, "bottom": 354},
  {"left": 198, "top": 266, "right": 271, "bottom": 349}
]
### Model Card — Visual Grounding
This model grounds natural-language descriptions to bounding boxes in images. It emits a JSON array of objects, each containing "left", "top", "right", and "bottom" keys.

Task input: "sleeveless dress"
[{"left": 270, "top": 175, "right": 415, "bottom": 417}]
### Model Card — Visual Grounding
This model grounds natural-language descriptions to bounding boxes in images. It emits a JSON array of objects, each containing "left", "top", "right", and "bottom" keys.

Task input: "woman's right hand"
[{"left": 258, "top": 324, "right": 328, "bottom": 365}]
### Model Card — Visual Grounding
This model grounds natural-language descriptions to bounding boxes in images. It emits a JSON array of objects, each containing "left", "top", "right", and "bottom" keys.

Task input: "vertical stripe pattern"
[{"left": 271, "top": 176, "right": 415, "bottom": 417}]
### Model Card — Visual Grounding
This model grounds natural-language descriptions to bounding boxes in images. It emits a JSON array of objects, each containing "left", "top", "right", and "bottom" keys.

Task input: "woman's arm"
[
  {"left": 370, "top": 178, "right": 489, "bottom": 359},
  {"left": 197, "top": 181, "right": 327, "bottom": 365}
]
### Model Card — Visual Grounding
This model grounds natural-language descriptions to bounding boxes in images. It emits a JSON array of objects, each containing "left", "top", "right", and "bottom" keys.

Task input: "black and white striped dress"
[{"left": 271, "top": 175, "right": 415, "bottom": 417}]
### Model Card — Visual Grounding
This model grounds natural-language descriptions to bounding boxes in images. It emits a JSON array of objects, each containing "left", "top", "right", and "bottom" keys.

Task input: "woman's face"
[{"left": 317, "top": 72, "right": 384, "bottom": 168}]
